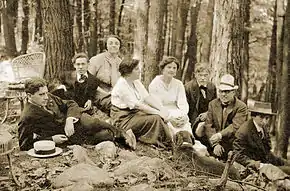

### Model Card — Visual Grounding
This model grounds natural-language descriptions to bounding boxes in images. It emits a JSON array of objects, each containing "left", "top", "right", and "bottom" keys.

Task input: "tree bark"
[
  {"left": 21, "top": 0, "right": 29, "bottom": 54},
  {"left": 276, "top": 0, "right": 289, "bottom": 158},
  {"left": 175, "top": 0, "right": 190, "bottom": 63},
  {"left": 88, "top": 0, "right": 98, "bottom": 57},
  {"left": 117, "top": 0, "right": 125, "bottom": 36},
  {"left": 210, "top": 0, "right": 249, "bottom": 99},
  {"left": 144, "top": 0, "right": 165, "bottom": 87},
  {"left": 83, "top": 0, "right": 90, "bottom": 51},
  {"left": 134, "top": 0, "right": 149, "bottom": 81},
  {"left": 2, "top": 0, "right": 18, "bottom": 57},
  {"left": 42, "top": 0, "right": 74, "bottom": 80},
  {"left": 199, "top": 0, "right": 215, "bottom": 63},
  {"left": 182, "top": 0, "right": 201, "bottom": 83},
  {"left": 75, "top": 0, "right": 83, "bottom": 52},
  {"left": 169, "top": 0, "right": 179, "bottom": 56},
  {"left": 109, "top": 0, "right": 116, "bottom": 34},
  {"left": 35, "top": 0, "right": 43, "bottom": 41}
]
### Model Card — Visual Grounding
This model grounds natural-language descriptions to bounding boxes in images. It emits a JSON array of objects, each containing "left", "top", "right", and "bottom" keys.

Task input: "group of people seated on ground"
[{"left": 17, "top": 35, "right": 290, "bottom": 176}]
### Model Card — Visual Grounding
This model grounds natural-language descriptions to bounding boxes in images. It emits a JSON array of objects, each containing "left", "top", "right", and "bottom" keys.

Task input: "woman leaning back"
[{"left": 110, "top": 58, "right": 172, "bottom": 149}]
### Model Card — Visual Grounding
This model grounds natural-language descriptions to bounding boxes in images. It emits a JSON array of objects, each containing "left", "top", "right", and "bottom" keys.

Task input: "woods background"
[{"left": 0, "top": 0, "right": 289, "bottom": 158}]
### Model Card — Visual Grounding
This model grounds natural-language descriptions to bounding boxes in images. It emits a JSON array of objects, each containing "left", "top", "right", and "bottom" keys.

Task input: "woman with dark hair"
[
  {"left": 89, "top": 35, "right": 122, "bottom": 92},
  {"left": 110, "top": 58, "right": 171, "bottom": 149},
  {"left": 149, "top": 56, "right": 207, "bottom": 153}
]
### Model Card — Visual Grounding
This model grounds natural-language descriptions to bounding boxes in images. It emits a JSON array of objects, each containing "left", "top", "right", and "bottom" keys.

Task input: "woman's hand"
[
  {"left": 52, "top": 134, "right": 68, "bottom": 144},
  {"left": 123, "top": 129, "right": 137, "bottom": 150},
  {"left": 65, "top": 118, "right": 75, "bottom": 137},
  {"left": 84, "top": 100, "right": 92, "bottom": 111}
]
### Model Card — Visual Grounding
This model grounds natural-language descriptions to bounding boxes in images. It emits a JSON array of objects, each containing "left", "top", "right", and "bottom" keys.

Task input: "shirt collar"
[
  {"left": 253, "top": 119, "right": 263, "bottom": 133},
  {"left": 76, "top": 72, "right": 88, "bottom": 81}
]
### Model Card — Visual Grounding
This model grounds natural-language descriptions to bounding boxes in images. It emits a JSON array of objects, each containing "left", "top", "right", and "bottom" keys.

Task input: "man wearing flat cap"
[
  {"left": 234, "top": 101, "right": 290, "bottom": 174},
  {"left": 204, "top": 74, "right": 248, "bottom": 161}
]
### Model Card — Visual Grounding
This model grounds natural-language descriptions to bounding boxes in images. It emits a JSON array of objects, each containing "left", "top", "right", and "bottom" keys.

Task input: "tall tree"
[
  {"left": 117, "top": 0, "right": 125, "bottom": 35},
  {"left": 2, "top": 0, "right": 18, "bottom": 57},
  {"left": 42, "top": 0, "right": 74, "bottom": 80},
  {"left": 209, "top": 0, "right": 249, "bottom": 100},
  {"left": 276, "top": 0, "right": 289, "bottom": 159},
  {"left": 88, "top": 0, "right": 98, "bottom": 57},
  {"left": 134, "top": 0, "right": 149, "bottom": 81},
  {"left": 181, "top": 0, "right": 202, "bottom": 83},
  {"left": 21, "top": 0, "right": 29, "bottom": 54},
  {"left": 35, "top": 0, "right": 43, "bottom": 41},
  {"left": 75, "top": 0, "right": 84, "bottom": 52},
  {"left": 109, "top": 0, "right": 116, "bottom": 34},
  {"left": 144, "top": 0, "right": 166, "bottom": 87},
  {"left": 83, "top": 0, "right": 90, "bottom": 51}
]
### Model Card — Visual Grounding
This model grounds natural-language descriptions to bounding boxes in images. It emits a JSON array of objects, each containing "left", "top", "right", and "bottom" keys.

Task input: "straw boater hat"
[
  {"left": 218, "top": 74, "right": 239, "bottom": 91},
  {"left": 27, "top": 140, "right": 62, "bottom": 158},
  {"left": 249, "top": 101, "right": 276, "bottom": 115}
]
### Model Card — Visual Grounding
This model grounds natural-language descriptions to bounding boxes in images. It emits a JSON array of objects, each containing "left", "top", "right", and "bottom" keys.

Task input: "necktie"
[{"left": 200, "top": 86, "right": 207, "bottom": 98}]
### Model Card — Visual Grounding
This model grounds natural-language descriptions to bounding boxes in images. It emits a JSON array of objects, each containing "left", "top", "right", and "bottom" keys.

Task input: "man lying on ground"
[{"left": 18, "top": 77, "right": 134, "bottom": 151}]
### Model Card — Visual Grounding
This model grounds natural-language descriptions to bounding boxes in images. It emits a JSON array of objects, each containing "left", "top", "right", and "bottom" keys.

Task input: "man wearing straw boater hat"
[
  {"left": 204, "top": 74, "right": 248, "bottom": 161},
  {"left": 234, "top": 101, "right": 290, "bottom": 174},
  {"left": 18, "top": 77, "right": 135, "bottom": 151}
]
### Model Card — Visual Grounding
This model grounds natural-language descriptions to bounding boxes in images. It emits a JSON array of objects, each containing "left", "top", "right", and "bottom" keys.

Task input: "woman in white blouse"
[
  {"left": 149, "top": 56, "right": 195, "bottom": 149},
  {"left": 111, "top": 58, "right": 171, "bottom": 149}
]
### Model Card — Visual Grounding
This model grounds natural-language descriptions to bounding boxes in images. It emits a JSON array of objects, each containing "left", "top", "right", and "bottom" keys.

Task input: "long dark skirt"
[{"left": 110, "top": 106, "right": 170, "bottom": 145}]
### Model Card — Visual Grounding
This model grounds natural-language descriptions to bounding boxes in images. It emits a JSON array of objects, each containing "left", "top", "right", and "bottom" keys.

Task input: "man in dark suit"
[
  {"left": 234, "top": 101, "right": 290, "bottom": 174},
  {"left": 185, "top": 64, "right": 216, "bottom": 145},
  {"left": 50, "top": 53, "right": 111, "bottom": 115},
  {"left": 204, "top": 74, "right": 248, "bottom": 161},
  {"left": 18, "top": 77, "right": 134, "bottom": 151}
]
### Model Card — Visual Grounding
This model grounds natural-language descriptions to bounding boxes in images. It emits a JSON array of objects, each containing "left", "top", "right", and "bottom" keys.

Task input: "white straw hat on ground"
[
  {"left": 27, "top": 140, "right": 62, "bottom": 158},
  {"left": 218, "top": 74, "right": 238, "bottom": 91}
]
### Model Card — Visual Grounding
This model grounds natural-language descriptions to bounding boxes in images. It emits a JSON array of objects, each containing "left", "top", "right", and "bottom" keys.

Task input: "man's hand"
[
  {"left": 247, "top": 160, "right": 261, "bottom": 171},
  {"left": 84, "top": 100, "right": 92, "bottom": 111},
  {"left": 213, "top": 144, "right": 224, "bottom": 157},
  {"left": 199, "top": 112, "right": 207, "bottom": 121},
  {"left": 65, "top": 118, "right": 75, "bottom": 137},
  {"left": 123, "top": 129, "right": 136, "bottom": 150},
  {"left": 52, "top": 134, "right": 68, "bottom": 144},
  {"left": 210, "top": 133, "right": 222, "bottom": 145}
]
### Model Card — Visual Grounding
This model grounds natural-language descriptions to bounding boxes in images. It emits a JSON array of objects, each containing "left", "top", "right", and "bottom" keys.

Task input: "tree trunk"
[
  {"left": 35, "top": 0, "right": 43, "bottom": 41},
  {"left": 174, "top": 0, "right": 190, "bottom": 63},
  {"left": 134, "top": 0, "right": 149, "bottom": 81},
  {"left": 88, "top": 0, "right": 98, "bottom": 57},
  {"left": 2, "top": 0, "right": 18, "bottom": 57},
  {"left": 181, "top": 0, "right": 201, "bottom": 83},
  {"left": 109, "top": 0, "right": 116, "bottom": 34},
  {"left": 42, "top": 0, "right": 74, "bottom": 80},
  {"left": 117, "top": 0, "right": 125, "bottom": 35},
  {"left": 265, "top": 0, "right": 278, "bottom": 107},
  {"left": 144, "top": 0, "right": 165, "bottom": 87},
  {"left": 210, "top": 0, "right": 249, "bottom": 99},
  {"left": 21, "top": 0, "right": 29, "bottom": 54},
  {"left": 75, "top": 0, "right": 83, "bottom": 52},
  {"left": 276, "top": 1, "right": 289, "bottom": 158},
  {"left": 169, "top": 0, "right": 179, "bottom": 56},
  {"left": 83, "top": 0, "right": 90, "bottom": 51},
  {"left": 199, "top": 0, "right": 215, "bottom": 62}
]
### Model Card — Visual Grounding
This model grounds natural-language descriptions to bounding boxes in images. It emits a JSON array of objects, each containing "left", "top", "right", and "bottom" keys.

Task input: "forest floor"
[{"left": 0, "top": 99, "right": 288, "bottom": 191}]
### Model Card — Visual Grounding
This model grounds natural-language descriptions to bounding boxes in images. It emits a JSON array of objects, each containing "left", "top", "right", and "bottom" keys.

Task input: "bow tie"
[
  {"left": 199, "top": 85, "right": 207, "bottom": 90},
  {"left": 79, "top": 74, "right": 87, "bottom": 82}
]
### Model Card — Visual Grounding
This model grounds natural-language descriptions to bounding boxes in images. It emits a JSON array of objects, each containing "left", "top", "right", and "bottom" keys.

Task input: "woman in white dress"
[{"left": 149, "top": 56, "right": 207, "bottom": 154}]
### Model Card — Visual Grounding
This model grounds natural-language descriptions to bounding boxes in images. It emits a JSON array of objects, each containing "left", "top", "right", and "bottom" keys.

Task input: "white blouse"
[
  {"left": 111, "top": 77, "right": 149, "bottom": 109},
  {"left": 149, "top": 75, "right": 189, "bottom": 115}
]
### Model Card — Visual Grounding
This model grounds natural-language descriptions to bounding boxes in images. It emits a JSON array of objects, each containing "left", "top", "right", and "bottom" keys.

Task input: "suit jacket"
[
  {"left": 60, "top": 71, "right": 100, "bottom": 107},
  {"left": 185, "top": 79, "right": 216, "bottom": 127},
  {"left": 18, "top": 93, "right": 82, "bottom": 151},
  {"left": 233, "top": 119, "right": 284, "bottom": 167},
  {"left": 205, "top": 97, "right": 248, "bottom": 150}
]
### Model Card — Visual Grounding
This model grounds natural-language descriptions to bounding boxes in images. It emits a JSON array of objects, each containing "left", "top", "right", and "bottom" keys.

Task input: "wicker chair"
[
  {"left": 0, "top": 52, "right": 45, "bottom": 124},
  {"left": 11, "top": 52, "right": 45, "bottom": 82}
]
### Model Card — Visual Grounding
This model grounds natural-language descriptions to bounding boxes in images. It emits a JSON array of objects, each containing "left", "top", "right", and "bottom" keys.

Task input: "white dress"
[{"left": 149, "top": 75, "right": 192, "bottom": 136}]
